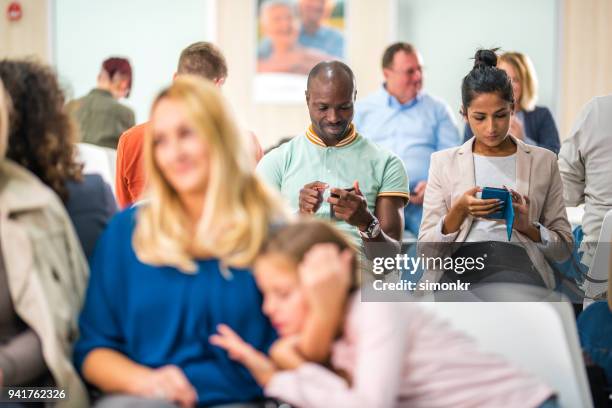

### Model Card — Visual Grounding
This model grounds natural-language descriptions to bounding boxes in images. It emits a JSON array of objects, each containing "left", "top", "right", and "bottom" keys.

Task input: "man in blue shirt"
[
  {"left": 354, "top": 42, "right": 460, "bottom": 236},
  {"left": 258, "top": 0, "right": 344, "bottom": 60}
]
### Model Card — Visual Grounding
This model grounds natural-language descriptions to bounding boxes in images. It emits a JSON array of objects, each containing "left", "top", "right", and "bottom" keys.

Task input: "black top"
[{"left": 65, "top": 174, "right": 117, "bottom": 259}]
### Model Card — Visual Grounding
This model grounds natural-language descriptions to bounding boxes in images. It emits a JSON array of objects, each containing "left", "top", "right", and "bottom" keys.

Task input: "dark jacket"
[
  {"left": 464, "top": 106, "right": 560, "bottom": 154},
  {"left": 65, "top": 174, "right": 117, "bottom": 259},
  {"left": 67, "top": 89, "right": 135, "bottom": 149}
]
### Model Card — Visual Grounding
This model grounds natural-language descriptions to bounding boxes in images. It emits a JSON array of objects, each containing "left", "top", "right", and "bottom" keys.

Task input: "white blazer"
[{"left": 418, "top": 136, "right": 573, "bottom": 288}]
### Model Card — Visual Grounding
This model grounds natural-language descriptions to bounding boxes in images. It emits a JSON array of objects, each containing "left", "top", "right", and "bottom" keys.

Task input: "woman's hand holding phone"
[
  {"left": 443, "top": 187, "right": 503, "bottom": 234},
  {"left": 505, "top": 187, "right": 541, "bottom": 242},
  {"left": 458, "top": 187, "right": 504, "bottom": 217}
]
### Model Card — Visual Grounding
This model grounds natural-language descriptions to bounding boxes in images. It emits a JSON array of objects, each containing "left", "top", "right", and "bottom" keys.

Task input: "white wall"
[
  {"left": 397, "top": 0, "right": 559, "bottom": 135},
  {"left": 53, "top": 0, "right": 210, "bottom": 124},
  {"left": 216, "top": 0, "right": 397, "bottom": 148},
  {"left": 52, "top": 0, "right": 559, "bottom": 141},
  {"left": 0, "top": 0, "right": 52, "bottom": 63}
]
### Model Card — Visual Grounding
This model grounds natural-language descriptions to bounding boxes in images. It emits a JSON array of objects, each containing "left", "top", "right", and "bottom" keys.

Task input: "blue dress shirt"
[{"left": 354, "top": 86, "right": 461, "bottom": 191}]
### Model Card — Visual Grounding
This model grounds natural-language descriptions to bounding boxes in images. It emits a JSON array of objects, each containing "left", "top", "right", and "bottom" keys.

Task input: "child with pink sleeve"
[{"left": 210, "top": 220, "right": 558, "bottom": 408}]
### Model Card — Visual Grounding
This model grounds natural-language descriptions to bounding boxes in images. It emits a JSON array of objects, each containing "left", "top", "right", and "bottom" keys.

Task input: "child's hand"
[
  {"left": 299, "top": 243, "right": 353, "bottom": 316},
  {"left": 269, "top": 336, "right": 305, "bottom": 370},
  {"left": 210, "top": 324, "right": 277, "bottom": 386},
  {"left": 296, "top": 244, "right": 353, "bottom": 363}
]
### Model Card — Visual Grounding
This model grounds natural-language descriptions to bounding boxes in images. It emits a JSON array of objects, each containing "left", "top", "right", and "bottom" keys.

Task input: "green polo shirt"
[{"left": 257, "top": 125, "right": 410, "bottom": 242}]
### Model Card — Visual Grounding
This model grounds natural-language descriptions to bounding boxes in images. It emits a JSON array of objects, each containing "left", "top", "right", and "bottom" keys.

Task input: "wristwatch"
[{"left": 359, "top": 217, "right": 381, "bottom": 239}]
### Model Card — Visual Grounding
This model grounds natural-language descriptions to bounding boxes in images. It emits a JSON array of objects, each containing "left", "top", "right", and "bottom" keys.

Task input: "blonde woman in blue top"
[{"left": 74, "top": 76, "right": 288, "bottom": 408}]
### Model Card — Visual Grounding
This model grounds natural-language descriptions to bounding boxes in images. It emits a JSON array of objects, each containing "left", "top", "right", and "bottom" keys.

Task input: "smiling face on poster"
[{"left": 254, "top": 0, "right": 346, "bottom": 103}]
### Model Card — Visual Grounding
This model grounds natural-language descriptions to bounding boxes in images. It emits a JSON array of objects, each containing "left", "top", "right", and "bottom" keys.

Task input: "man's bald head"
[
  {"left": 306, "top": 61, "right": 356, "bottom": 97},
  {"left": 305, "top": 61, "right": 357, "bottom": 145}
]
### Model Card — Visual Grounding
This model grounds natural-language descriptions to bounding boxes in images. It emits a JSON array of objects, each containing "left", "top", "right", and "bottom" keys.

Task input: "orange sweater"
[
  {"left": 115, "top": 123, "right": 147, "bottom": 209},
  {"left": 115, "top": 123, "right": 265, "bottom": 209}
]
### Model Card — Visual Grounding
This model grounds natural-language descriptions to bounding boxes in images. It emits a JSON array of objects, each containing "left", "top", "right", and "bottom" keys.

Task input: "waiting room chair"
[
  {"left": 421, "top": 298, "right": 593, "bottom": 407},
  {"left": 582, "top": 208, "right": 612, "bottom": 301}
]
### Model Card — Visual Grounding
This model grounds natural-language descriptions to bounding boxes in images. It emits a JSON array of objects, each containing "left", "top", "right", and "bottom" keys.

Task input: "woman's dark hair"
[
  {"left": 461, "top": 48, "right": 514, "bottom": 110},
  {"left": 0, "top": 59, "right": 82, "bottom": 201}
]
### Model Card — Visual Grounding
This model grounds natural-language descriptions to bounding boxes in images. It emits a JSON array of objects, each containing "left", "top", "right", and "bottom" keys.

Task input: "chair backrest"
[
  {"left": 76, "top": 143, "right": 117, "bottom": 196},
  {"left": 584, "top": 208, "right": 612, "bottom": 298},
  {"left": 420, "top": 301, "right": 593, "bottom": 408}
]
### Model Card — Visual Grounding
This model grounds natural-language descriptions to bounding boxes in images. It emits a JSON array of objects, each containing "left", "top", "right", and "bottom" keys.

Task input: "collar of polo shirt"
[{"left": 305, "top": 123, "right": 358, "bottom": 148}]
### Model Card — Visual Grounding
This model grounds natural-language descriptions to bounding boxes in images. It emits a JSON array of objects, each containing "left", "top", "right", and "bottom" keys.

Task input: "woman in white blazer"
[{"left": 418, "top": 49, "right": 572, "bottom": 289}]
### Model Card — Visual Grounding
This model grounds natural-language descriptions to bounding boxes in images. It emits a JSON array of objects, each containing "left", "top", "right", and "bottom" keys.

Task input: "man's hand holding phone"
[
  {"left": 326, "top": 181, "right": 373, "bottom": 230},
  {"left": 299, "top": 181, "right": 329, "bottom": 214}
]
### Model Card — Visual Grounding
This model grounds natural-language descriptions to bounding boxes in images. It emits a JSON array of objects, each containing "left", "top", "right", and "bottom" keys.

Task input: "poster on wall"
[{"left": 254, "top": 0, "right": 347, "bottom": 103}]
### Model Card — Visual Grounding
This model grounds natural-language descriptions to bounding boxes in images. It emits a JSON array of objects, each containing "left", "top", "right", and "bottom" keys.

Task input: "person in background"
[
  {"left": 566, "top": 96, "right": 612, "bottom": 400},
  {"left": 258, "top": 0, "right": 345, "bottom": 59},
  {"left": 67, "top": 57, "right": 135, "bottom": 149},
  {"left": 354, "top": 42, "right": 460, "bottom": 236},
  {"left": 464, "top": 52, "right": 560, "bottom": 154},
  {"left": 257, "top": 61, "right": 409, "bottom": 255},
  {"left": 257, "top": 0, "right": 334, "bottom": 75},
  {"left": 263, "top": 136, "right": 294, "bottom": 155},
  {"left": 0, "top": 59, "right": 117, "bottom": 259},
  {"left": 558, "top": 95, "right": 612, "bottom": 279},
  {"left": 75, "top": 76, "right": 287, "bottom": 408},
  {"left": 116, "top": 41, "right": 263, "bottom": 209},
  {"left": 210, "top": 219, "right": 559, "bottom": 408},
  {"left": 418, "top": 49, "right": 572, "bottom": 289},
  {"left": 0, "top": 79, "right": 89, "bottom": 406},
  {"left": 574, "top": 251, "right": 612, "bottom": 404}
]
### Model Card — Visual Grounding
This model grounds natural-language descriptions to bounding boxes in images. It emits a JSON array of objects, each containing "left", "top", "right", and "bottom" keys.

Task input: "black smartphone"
[{"left": 330, "top": 187, "right": 355, "bottom": 219}]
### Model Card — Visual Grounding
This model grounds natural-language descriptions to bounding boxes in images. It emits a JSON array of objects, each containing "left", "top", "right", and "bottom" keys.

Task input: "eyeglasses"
[{"left": 387, "top": 66, "right": 423, "bottom": 77}]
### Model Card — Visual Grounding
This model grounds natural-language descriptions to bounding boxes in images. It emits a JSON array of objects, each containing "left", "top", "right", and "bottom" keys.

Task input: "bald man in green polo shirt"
[{"left": 257, "top": 61, "right": 410, "bottom": 251}]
